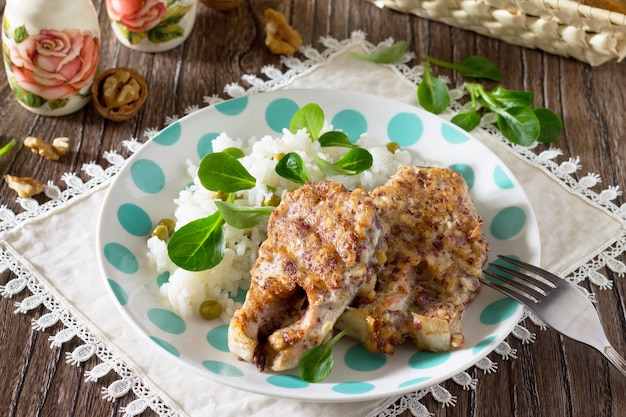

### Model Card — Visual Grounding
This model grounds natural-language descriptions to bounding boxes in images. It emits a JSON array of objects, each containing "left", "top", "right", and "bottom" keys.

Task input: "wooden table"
[{"left": 1, "top": 1, "right": 625, "bottom": 416}]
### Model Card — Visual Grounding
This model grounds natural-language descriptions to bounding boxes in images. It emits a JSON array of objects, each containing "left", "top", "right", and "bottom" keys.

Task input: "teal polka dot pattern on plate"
[
  {"left": 117, "top": 203, "right": 152, "bottom": 237},
  {"left": 130, "top": 159, "right": 166, "bottom": 194},
  {"left": 265, "top": 98, "right": 299, "bottom": 133},
  {"left": 207, "top": 325, "right": 229, "bottom": 352},
  {"left": 230, "top": 287, "right": 247, "bottom": 303},
  {"left": 147, "top": 308, "right": 186, "bottom": 334},
  {"left": 408, "top": 351, "right": 451, "bottom": 369},
  {"left": 387, "top": 112, "right": 423, "bottom": 146},
  {"left": 472, "top": 335, "right": 496, "bottom": 355},
  {"left": 215, "top": 96, "right": 248, "bottom": 116},
  {"left": 480, "top": 298, "right": 519, "bottom": 325},
  {"left": 344, "top": 344, "right": 386, "bottom": 371},
  {"left": 449, "top": 163, "right": 475, "bottom": 191},
  {"left": 103, "top": 243, "right": 138, "bottom": 274},
  {"left": 197, "top": 132, "right": 219, "bottom": 159},
  {"left": 441, "top": 123, "right": 470, "bottom": 144},
  {"left": 332, "top": 382, "right": 375, "bottom": 395},
  {"left": 399, "top": 377, "right": 431, "bottom": 388},
  {"left": 156, "top": 271, "right": 170, "bottom": 287},
  {"left": 107, "top": 279, "right": 128, "bottom": 306},
  {"left": 491, "top": 206, "right": 527, "bottom": 240},
  {"left": 332, "top": 109, "right": 367, "bottom": 142},
  {"left": 266, "top": 374, "right": 309, "bottom": 389},
  {"left": 202, "top": 360, "right": 244, "bottom": 377},
  {"left": 150, "top": 336, "right": 180, "bottom": 357},
  {"left": 152, "top": 122, "right": 181, "bottom": 146},
  {"left": 493, "top": 165, "right": 515, "bottom": 189}
]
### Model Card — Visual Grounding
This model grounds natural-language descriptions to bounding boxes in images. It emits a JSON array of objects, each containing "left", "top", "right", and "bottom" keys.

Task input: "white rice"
[{"left": 147, "top": 125, "right": 419, "bottom": 322}]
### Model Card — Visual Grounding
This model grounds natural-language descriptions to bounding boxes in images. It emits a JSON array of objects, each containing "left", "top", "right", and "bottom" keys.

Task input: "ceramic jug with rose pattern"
[
  {"left": 105, "top": 0, "right": 198, "bottom": 52},
  {"left": 1, "top": 0, "right": 101, "bottom": 116}
]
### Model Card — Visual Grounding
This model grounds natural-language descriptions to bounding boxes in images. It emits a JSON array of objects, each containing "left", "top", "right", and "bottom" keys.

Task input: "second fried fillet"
[{"left": 336, "top": 166, "right": 489, "bottom": 354}]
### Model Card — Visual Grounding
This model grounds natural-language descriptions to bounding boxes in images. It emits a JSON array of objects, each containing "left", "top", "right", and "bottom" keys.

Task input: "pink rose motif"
[
  {"left": 106, "top": 0, "right": 167, "bottom": 33},
  {"left": 10, "top": 29, "right": 100, "bottom": 101}
]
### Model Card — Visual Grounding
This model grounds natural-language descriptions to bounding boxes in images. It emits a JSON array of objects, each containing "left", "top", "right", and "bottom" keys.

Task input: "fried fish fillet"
[
  {"left": 228, "top": 181, "right": 387, "bottom": 371},
  {"left": 335, "top": 166, "right": 489, "bottom": 354}
]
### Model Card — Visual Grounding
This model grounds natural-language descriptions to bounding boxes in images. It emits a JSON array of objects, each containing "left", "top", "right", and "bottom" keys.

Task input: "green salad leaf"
[
  {"left": 198, "top": 152, "right": 256, "bottom": 192},
  {"left": 350, "top": 40, "right": 407, "bottom": 64},
  {"left": 290, "top": 103, "right": 324, "bottom": 141},
  {"left": 215, "top": 201, "right": 274, "bottom": 229},
  {"left": 533, "top": 107, "right": 562, "bottom": 144},
  {"left": 275, "top": 152, "right": 311, "bottom": 185},
  {"left": 495, "top": 106, "right": 542, "bottom": 147},
  {"left": 220, "top": 147, "right": 246, "bottom": 159},
  {"left": 167, "top": 212, "right": 225, "bottom": 271},
  {"left": 0, "top": 138, "right": 17, "bottom": 157},
  {"left": 417, "top": 61, "right": 450, "bottom": 114},
  {"left": 299, "top": 328, "right": 351, "bottom": 383},
  {"left": 450, "top": 110, "right": 481, "bottom": 132},
  {"left": 315, "top": 157, "right": 350, "bottom": 176},
  {"left": 488, "top": 86, "right": 534, "bottom": 108},
  {"left": 318, "top": 131, "right": 356, "bottom": 148},
  {"left": 333, "top": 147, "right": 373, "bottom": 173},
  {"left": 426, "top": 55, "right": 502, "bottom": 81}
]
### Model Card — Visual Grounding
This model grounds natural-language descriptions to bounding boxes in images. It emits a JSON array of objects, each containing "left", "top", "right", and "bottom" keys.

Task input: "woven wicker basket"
[{"left": 369, "top": 0, "right": 626, "bottom": 65}]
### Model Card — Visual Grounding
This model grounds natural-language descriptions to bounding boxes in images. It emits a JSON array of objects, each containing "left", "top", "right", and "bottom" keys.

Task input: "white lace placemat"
[{"left": 1, "top": 32, "right": 625, "bottom": 417}]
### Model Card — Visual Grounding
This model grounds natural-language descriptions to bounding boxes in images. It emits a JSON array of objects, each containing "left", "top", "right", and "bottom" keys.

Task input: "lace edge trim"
[
  {"left": 0, "top": 31, "right": 624, "bottom": 417},
  {"left": 0, "top": 141, "right": 143, "bottom": 234},
  {"left": 0, "top": 242, "right": 184, "bottom": 417}
]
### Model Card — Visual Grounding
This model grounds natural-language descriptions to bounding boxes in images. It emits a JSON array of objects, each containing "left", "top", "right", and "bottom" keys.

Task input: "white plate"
[{"left": 96, "top": 89, "right": 540, "bottom": 402}]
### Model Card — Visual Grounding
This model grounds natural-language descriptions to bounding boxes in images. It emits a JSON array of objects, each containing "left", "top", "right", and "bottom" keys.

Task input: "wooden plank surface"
[{"left": 1, "top": 1, "right": 625, "bottom": 416}]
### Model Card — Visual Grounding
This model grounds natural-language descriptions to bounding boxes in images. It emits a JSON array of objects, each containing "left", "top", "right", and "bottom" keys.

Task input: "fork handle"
[{"left": 602, "top": 345, "right": 626, "bottom": 378}]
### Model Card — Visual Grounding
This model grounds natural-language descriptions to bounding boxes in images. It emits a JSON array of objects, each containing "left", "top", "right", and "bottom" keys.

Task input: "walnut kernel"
[
  {"left": 52, "top": 137, "right": 70, "bottom": 156},
  {"left": 92, "top": 67, "right": 148, "bottom": 122},
  {"left": 264, "top": 8, "right": 302, "bottom": 55},
  {"left": 4, "top": 174, "right": 44, "bottom": 198},
  {"left": 24, "top": 136, "right": 67, "bottom": 161}
]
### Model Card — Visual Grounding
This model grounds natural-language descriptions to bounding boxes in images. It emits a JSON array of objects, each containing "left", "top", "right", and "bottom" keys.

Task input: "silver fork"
[{"left": 481, "top": 255, "right": 626, "bottom": 378}]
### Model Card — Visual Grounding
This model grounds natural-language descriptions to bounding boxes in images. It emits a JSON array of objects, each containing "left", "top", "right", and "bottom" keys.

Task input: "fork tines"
[{"left": 481, "top": 255, "right": 556, "bottom": 305}]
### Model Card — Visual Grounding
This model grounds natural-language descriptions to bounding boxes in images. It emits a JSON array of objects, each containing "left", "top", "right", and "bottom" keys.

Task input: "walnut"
[
  {"left": 91, "top": 67, "right": 148, "bottom": 122},
  {"left": 52, "top": 137, "right": 70, "bottom": 156},
  {"left": 264, "top": 8, "right": 302, "bottom": 55},
  {"left": 199, "top": 0, "right": 243, "bottom": 11},
  {"left": 24, "top": 136, "right": 69, "bottom": 161},
  {"left": 4, "top": 174, "right": 44, "bottom": 198}
]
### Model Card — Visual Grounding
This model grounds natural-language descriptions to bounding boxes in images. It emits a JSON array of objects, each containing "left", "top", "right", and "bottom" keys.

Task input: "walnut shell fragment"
[
  {"left": 4, "top": 174, "right": 44, "bottom": 198},
  {"left": 91, "top": 67, "right": 148, "bottom": 122},
  {"left": 264, "top": 8, "right": 302, "bottom": 55}
]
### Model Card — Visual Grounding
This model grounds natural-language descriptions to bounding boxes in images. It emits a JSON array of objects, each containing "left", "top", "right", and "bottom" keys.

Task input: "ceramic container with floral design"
[
  {"left": 1, "top": 0, "right": 101, "bottom": 116},
  {"left": 105, "top": 0, "right": 197, "bottom": 53}
]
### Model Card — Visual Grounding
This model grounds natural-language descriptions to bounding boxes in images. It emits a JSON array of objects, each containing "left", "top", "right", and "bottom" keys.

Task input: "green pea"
[
  {"left": 151, "top": 224, "right": 169, "bottom": 241},
  {"left": 213, "top": 191, "right": 229, "bottom": 201},
  {"left": 159, "top": 218, "right": 176, "bottom": 235},
  {"left": 386, "top": 142, "right": 400, "bottom": 154},
  {"left": 199, "top": 300, "right": 222, "bottom": 320},
  {"left": 262, "top": 194, "right": 281, "bottom": 207}
]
